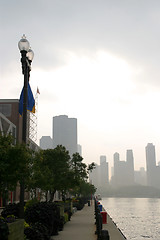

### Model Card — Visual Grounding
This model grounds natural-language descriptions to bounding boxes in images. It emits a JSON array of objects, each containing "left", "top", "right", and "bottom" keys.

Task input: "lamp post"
[
  {"left": 18, "top": 34, "right": 34, "bottom": 144},
  {"left": 18, "top": 35, "right": 34, "bottom": 218}
]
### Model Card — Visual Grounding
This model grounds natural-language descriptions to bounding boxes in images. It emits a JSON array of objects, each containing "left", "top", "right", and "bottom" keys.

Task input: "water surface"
[{"left": 101, "top": 198, "right": 160, "bottom": 240}]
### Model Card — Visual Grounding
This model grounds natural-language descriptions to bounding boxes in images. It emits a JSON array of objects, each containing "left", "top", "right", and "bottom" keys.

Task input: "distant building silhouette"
[
  {"left": 112, "top": 150, "right": 135, "bottom": 187},
  {"left": 52, "top": 115, "right": 77, "bottom": 156},
  {"left": 113, "top": 152, "right": 120, "bottom": 185},
  {"left": 89, "top": 155, "right": 109, "bottom": 189},
  {"left": 126, "top": 149, "right": 134, "bottom": 185},
  {"left": 89, "top": 156, "right": 109, "bottom": 188},
  {"left": 89, "top": 163, "right": 99, "bottom": 187},
  {"left": 134, "top": 167, "right": 146, "bottom": 186},
  {"left": 99, "top": 156, "right": 109, "bottom": 186},
  {"left": 40, "top": 136, "right": 53, "bottom": 149},
  {"left": 77, "top": 144, "right": 82, "bottom": 156},
  {"left": 145, "top": 143, "right": 160, "bottom": 188}
]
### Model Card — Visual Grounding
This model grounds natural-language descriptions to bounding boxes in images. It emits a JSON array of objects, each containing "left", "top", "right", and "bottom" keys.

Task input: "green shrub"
[
  {"left": 24, "top": 198, "right": 39, "bottom": 212},
  {"left": 1, "top": 203, "right": 20, "bottom": 218},
  {"left": 64, "top": 212, "right": 68, "bottom": 223},
  {"left": 24, "top": 202, "right": 60, "bottom": 236},
  {"left": 72, "top": 197, "right": 85, "bottom": 210},
  {"left": 24, "top": 222, "right": 50, "bottom": 240},
  {"left": 24, "top": 226, "right": 44, "bottom": 240},
  {"left": 59, "top": 216, "right": 65, "bottom": 231},
  {"left": 5, "top": 214, "right": 16, "bottom": 223}
]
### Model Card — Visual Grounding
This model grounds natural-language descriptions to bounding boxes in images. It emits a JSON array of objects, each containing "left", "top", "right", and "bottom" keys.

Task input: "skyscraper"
[
  {"left": 126, "top": 149, "right": 134, "bottom": 185},
  {"left": 113, "top": 152, "right": 120, "bottom": 185},
  {"left": 145, "top": 143, "right": 156, "bottom": 187},
  {"left": 52, "top": 115, "right": 77, "bottom": 156},
  {"left": 89, "top": 156, "right": 109, "bottom": 189},
  {"left": 40, "top": 136, "right": 53, "bottom": 149},
  {"left": 113, "top": 151, "right": 135, "bottom": 187},
  {"left": 99, "top": 155, "right": 109, "bottom": 186}
]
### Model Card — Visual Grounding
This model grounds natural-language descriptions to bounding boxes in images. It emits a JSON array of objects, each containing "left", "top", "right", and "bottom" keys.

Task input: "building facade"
[
  {"left": 0, "top": 99, "right": 39, "bottom": 205},
  {"left": 145, "top": 143, "right": 158, "bottom": 188},
  {"left": 52, "top": 115, "right": 77, "bottom": 156},
  {"left": 126, "top": 149, "right": 134, "bottom": 185},
  {"left": 112, "top": 150, "right": 135, "bottom": 187},
  {"left": 40, "top": 136, "right": 53, "bottom": 149},
  {"left": 99, "top": 155, "right": 109, "bottom": 186},
  {"left": 0, "top": 99, "right": 22, "bottom": 142},
  {"left": 89, "top": 156, "right": 109, "bottom": 189}
]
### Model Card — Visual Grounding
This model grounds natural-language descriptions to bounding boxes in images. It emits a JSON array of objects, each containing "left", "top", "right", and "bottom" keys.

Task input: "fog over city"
[{"left": 1, "top": 0, "right": 160, "bottom": 173}]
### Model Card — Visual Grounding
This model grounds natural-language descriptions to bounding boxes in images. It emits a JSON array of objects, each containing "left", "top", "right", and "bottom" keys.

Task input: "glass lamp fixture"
[
  {"left": 27, "top": 48, "right": 34, "bottom": 61},
  {"left": 18, "top": 34, "right": 30, "bottom": 52}
]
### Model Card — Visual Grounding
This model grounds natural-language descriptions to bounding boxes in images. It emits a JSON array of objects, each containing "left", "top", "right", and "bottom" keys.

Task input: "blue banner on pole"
[{"left": 19, "top": 83, "right": 35, "bottom": 115}]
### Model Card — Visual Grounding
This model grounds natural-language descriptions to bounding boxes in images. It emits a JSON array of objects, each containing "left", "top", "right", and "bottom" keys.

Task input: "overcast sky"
[{"left": 1, "top": 0, "right": 160, "bottom": 175}]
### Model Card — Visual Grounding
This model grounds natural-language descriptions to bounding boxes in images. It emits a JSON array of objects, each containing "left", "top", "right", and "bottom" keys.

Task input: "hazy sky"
[{"left": 1, "top": 0, "right": 160, "bottom": 175}]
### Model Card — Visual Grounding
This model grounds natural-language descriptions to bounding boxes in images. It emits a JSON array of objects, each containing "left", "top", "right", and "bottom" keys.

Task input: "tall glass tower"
[
  {"left": 126, "top": 149, "right": 134, "bottom": 184},
  {"left": 145, "top": 143, "right": 156, "bottom": 187},
  {"left": 52, "top": 115, "right": 77, "bottom": 156}
]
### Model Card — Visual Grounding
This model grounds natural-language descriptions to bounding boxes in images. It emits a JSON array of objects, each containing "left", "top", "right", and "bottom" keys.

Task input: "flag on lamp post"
[{"left": 19, "top": 83, "right": 35, "bottom": 115}]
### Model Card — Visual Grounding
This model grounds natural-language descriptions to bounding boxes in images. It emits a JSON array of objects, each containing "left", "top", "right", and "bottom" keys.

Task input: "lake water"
[{"left": 101, "top": 198, "right": 160, "bottom": 240}]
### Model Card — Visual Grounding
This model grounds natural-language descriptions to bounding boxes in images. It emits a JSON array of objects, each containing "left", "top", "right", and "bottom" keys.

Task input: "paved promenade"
[
  {"left": 51, "top": 200, "right": 126, "bottom": 240},
  {"left": 51, "top": 201, "right": 96, "bottom": 240}
]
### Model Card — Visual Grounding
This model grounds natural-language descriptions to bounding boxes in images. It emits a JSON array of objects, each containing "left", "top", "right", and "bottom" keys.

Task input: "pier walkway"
[
  {"left": 51, "top": 201, "right": 96, "bottom": 240},
  {"left": 51, "top": 200, "right": 126, "bottom": 240}
]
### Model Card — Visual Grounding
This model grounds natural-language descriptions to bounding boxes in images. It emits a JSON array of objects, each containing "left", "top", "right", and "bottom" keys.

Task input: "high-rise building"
[
  {"left": 52, "top": 115, "right": 77, "bottom": 156},
  {"left": 40, "top": 136, "right": 53, "bottom": 149},
  {"left": 77, "top": 144, "right": 82, "bottom": 156},
  {"left": 112, "top": 150, "right": 135, "bottom": 187},
  {"left": 100, "top": 155, "right": 106, "bottom": 165},
  {"left": 99, "top": 156, "right": 109, "bottom": 186},
  {"left": 89, "top": 156, "right": 109, "bottom": 189},
  {"left": 134, "top": 167, "right": 146, "bottom": 186},
  {"left": 126, "top": 149, "right": 134, "bottom": 185},
  {"left": 113, "top": 152, "right": 120, "bottom": 185},
  {"left": 89, "top": 163, "right": 100, "bottom": 188},
  {"left": 145, "top": 143, "right": 157, "bottom": 187}
]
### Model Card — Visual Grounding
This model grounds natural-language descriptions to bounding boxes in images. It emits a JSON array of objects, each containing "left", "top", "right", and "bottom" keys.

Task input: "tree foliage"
[
  {"left": 31, "top": 145, "right": 71, "bottom": 201},
  {"left": 0, "top": 134, "right": 96, "bottom": 203},
  {"left": 0, "top": 134, "right": 13, "bottom": 194}
]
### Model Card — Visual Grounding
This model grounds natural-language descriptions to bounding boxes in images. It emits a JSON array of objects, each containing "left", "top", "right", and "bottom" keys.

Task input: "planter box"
[{"left": 8, "top": 219, "right": 24, "bottom": 240}]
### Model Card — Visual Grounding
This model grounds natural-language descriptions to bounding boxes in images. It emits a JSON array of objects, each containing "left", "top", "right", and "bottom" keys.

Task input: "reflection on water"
[{"left": 101, "top": 198, "right": 160, "bottom": 240}]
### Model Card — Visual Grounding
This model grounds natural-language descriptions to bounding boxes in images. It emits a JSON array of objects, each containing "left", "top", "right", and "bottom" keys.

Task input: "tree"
[
  {"left": 9, "top": 143, "right": 33, "bottom": 218},
  {"left": 78, "top": 180, "right": 96, "bottom": 198},
  {"left": 31, "top": 145, "right": 71, "bottom": 201},
  {"left": 87, "top": 162, "right": 96, "bottom": 173},
  {"left": 70, "top": 153, "right": 88, "bottom": 182},
  {"left": 70, "top": 153, "right": 96, "bottom": 196},
  {"left": 70, "top": 153, "right": 96, "bottom": 183},
  {"left": 0, "top": 134, "right": 33, "bottom": 217},
  {"left": 0, "top": 134, "right": 13, "bottom": 205}
]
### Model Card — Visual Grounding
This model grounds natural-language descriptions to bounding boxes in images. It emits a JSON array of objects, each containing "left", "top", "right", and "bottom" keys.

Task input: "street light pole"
[
  {"left": 18, "top": 35, "right": 34, "bottom": 144},
  {"left": 18, "top": 35, "right": 34, "bottom": 218},
  {"left": 21, "top": 50, "right": 29, "bottom": 143}
]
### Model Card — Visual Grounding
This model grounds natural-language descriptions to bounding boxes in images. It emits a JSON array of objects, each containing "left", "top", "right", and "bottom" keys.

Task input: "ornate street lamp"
[
  {"left": 18, "top": 34, "right": 34, "bottom": 143},
  {"left": 18, "top": 35, "right": 34, "bottom": 218}
]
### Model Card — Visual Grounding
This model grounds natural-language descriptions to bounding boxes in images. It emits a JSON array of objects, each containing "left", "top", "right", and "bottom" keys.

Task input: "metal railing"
[{"left": 94, "top": 199, "right": 110, "bottom": 240}]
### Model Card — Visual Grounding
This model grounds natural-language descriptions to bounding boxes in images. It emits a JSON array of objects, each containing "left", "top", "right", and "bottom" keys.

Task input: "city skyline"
[
  {"left": 40, "top": 114, "right": 160, "bottom": 177},
  {"left": 90, "top": 144, "right": 160, "bottom": 189},
  {"left": 1, "top": 1, "right": 160, "bottom": 169}
]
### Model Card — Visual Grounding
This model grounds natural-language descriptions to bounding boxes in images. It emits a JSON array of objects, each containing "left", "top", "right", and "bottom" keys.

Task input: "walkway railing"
[{"left": 94, "top": 199, "right": 110, "bottom": 240}]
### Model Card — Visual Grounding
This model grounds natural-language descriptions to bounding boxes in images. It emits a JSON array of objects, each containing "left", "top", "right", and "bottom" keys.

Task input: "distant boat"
[{"left": 97, "top": 194, "right": 102, "bottom": 200}]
